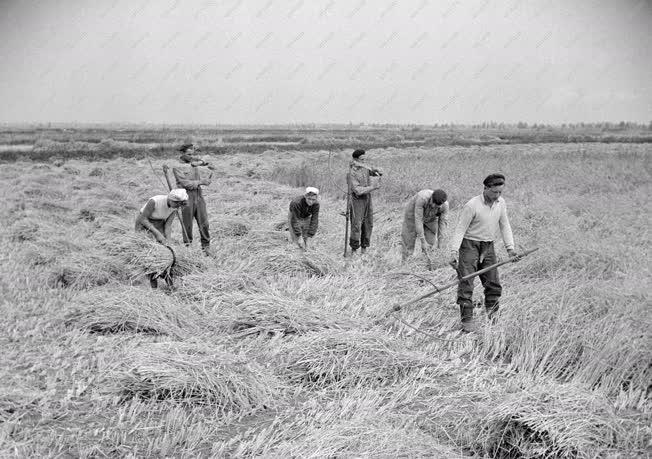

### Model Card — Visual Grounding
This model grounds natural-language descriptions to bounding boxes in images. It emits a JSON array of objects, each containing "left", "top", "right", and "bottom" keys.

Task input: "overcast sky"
[{"left": 1, "top": 0, "right": 650, "bottom": 125}]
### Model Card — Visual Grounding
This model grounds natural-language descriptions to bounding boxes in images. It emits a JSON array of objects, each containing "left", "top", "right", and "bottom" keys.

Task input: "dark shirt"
[{"left": 289, "top": 195, "right": 320, "bottom": 237}]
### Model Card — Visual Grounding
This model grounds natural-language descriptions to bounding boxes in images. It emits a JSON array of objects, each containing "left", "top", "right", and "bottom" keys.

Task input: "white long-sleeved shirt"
[{"left": 450, "top": 194, "right": 514, "bottom": 251}]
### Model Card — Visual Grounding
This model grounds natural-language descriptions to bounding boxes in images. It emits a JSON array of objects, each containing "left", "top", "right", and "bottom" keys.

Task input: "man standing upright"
[
  {"left": 401, "top": 189, "right": 449, "bottom": 263},
  {"left": 288, "top": 187, "right": 320, "bottom": 250},
  {"left": 172, "top": 144, "right": 212, "bottom": 255},
  {"left": 449, "top": 174, "right": 519, "bottom": 332},
  {"left": 347, "top": 149, "right": 381, "bottom": 255}
]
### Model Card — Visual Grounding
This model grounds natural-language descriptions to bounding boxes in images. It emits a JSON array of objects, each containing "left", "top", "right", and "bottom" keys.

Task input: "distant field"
[
  {"left": 1, "top": 137, "right": 650, "bottom": 457},
  {"left": 1, "top": 124, "right": 651, "bottom": 162}
]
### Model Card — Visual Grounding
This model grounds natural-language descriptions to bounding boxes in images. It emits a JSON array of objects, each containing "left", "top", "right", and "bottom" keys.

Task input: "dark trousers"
[
  {"left": 349, "top": 195, "right": 373, "bottom": 250},
  {"left": 456, "top": 239, "right": 502, "bottom": 322},
  {"left": 181, "top": 190, "right": 210, "bottom": 248}
]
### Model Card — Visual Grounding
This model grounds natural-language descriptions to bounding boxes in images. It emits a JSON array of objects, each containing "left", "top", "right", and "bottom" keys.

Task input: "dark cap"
[
  {"left": 352, "top": 149, "right": 366, "bottom": 159},
  {"left": 431, "top": 189, "right": 447, "bottom": 205},
  {"left": 178, "top": 143, "right": 194, "bottom": 153},
  {"left": 483, "top": 173, "right": 505, "bottom": 187}
]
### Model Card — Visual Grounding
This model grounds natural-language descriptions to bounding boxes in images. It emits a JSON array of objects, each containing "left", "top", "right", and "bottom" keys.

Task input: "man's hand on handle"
[{"left": 507, "top": 248, "right": 521, "bottom": 262}]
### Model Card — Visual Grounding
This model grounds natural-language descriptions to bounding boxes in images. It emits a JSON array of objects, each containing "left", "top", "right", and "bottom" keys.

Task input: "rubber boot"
[{"left": 459, "top": 301, "right": 475, "bottom": 333}]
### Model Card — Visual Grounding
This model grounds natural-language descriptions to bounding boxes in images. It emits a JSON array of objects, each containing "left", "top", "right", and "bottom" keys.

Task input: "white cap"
[
  {"left": 305, "top": 187, "right": 319, "bottom": 195},
  {"left": 168, "top": 188, "right": 188, "bottom": 202}
]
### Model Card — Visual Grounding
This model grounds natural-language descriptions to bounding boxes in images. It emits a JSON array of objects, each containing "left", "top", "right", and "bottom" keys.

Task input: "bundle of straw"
[
  {"left": 166, "top": 243, "right": 210, "bottom": 277},
  {"left": 176, "top": 271, "right": 261, "bottom": 301},
  {"left": 275, "top": 329, "right": 432, "bottom": 389},
  {"left": 478, "top": 382, "right": 645, "bottom": 457},
  {"left": 211, "top": 218, "right": 250, "bottom": 237},
  {"left": 214, "top": 390, "right": 458, "bottom": 457},
  {"left": 219, "top": 290, "right": 364, "bottom": 337},
  {"left": 64, "top": 287, "right": 210, "bottom": 337},
  {"left": 48, "top": 262, "right": 113, "bottom": 289},
  {"left": 262, "top": 247, "right": 339, "bottom": 277},
  {"left": 115, "top": 341, "right": 280, "bottom": 414},
  {"left": 93, "top": 229, "right": 207, "bottom": 281}
]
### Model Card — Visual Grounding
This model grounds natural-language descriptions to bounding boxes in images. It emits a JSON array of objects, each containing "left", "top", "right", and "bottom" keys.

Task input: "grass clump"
[
  {"left": 64, "top": 287, "right": 208, "bottom": 337},
  {"left": 218, "top": 290, "right": 364, "bottom": 338},
  {"left": 275, "top": 329, "right": 434, "bottom": 389},
  {"left": 115, "top": 341, "right": 280, "bottom": 415},
  {"left": 216, "top": 390, "right": 460, "bottom": 457},
  {"left": 263, "top": 247, "right": 339, "bottom": 277},
  {"left": 478, "top": 382, "right": 649, "bottom": 458}
]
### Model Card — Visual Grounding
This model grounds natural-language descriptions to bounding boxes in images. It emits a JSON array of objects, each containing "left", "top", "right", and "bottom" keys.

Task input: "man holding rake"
[{"left": 450, "top": 173, "right": 520, "bottom": 332}]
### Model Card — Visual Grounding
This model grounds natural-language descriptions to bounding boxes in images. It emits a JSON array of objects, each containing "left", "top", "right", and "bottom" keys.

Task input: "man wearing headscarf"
[
  {"left": 401, "top": 189, "right": 449, "bottom": 263},
  {"left": 347, "top": 149, "right": 382, "bottom": 255},
  {"left": 135, "top": 188, "right": 188, "bottom": 288},
  {"left": 288, "top": 187, "right": 320, "bottom": 250},
  {"left": 449, "top": 173, "right": 519, "bottom": 332},
  {"left": 172, "top": 144, "right": 212, "bottom": 255}
]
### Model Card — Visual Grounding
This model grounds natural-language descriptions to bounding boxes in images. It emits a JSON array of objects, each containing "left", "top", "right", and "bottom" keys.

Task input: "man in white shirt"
[{"left": 449, "top": 174, "right": 519, "bottom": 332}]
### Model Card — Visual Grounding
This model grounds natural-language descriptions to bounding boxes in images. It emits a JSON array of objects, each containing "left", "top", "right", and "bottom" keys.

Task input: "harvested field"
[{"left": 1, "top": 140, "right": 650, "bottom": 457}]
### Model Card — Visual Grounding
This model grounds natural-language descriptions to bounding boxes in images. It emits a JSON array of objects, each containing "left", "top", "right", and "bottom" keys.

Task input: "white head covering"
[
  {"left": 168, "top": 188, "right": 188, "bottom": 202},
  {"left": 305, "top": 187, "right": 319, "bottom": 196}
]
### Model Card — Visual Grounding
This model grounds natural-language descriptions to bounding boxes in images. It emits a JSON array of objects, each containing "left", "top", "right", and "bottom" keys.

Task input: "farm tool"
[
  {"left": 385, "top": 247, "right": 539, "bottom": 318},
  {"left": 162, "top": 163, "right": 190, "bottom": 243},
  {"left": 151, "top": 244, "right": 177, "bottom": 288}
]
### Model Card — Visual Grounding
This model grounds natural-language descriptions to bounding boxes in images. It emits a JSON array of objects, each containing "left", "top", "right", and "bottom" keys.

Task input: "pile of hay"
[
  {"left": 262, "top": 247, "right": 339, "bottom": 277},
  {"left": 211, "top": 218, "right": 250, "bottom": 237},
  {"left": 94, "top": 229, "right": 208, "bottom": 280},
  {"left": 115, "top": 341, "right": 280, "bottom": 414},
  {"left": 275, "top": 329, "right": 433, "bottom": 389},
  {"left": 176, "top": 271, "right": 261, "bottom": 300},
  {"left": 219, "top": 290, "right": 364, "bottom": 337},
  {"left": 478, "top": 382, "right": 646, "bottom": 457},
  {"left": 64, "top": 287, "right": 210, "bottom": 337},
  {"left": 47, "top": 262, "right": 113, "bottom": 289},
  {"left": 214, "top": 390, "right": 458, "bottom": 457}
]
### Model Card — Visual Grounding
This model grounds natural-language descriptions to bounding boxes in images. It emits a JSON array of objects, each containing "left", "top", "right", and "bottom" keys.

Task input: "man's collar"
[{"left": 482, "top": 194, "right": 502, "bottom": 206}]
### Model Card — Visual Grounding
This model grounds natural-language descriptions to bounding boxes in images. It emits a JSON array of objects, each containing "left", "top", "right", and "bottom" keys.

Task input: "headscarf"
[{"left": 168, "top": 188, "right": 188, "bottom": 202}]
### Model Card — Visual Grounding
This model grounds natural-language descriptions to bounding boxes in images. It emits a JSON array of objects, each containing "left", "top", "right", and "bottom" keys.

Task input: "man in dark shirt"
[{"left": 288, "top": 187, "right": 320, "bottom": 250}]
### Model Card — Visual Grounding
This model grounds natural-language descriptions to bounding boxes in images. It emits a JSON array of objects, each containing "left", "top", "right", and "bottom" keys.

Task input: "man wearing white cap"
[
  {"left": 135, "top": 188, "right": 188, "bottom": 245},
  {"left": 288, "top": 187, "right": 320, "bottom": 250},
  {"left": 135, "top": 189, "right": 188, "bottom": 289}
]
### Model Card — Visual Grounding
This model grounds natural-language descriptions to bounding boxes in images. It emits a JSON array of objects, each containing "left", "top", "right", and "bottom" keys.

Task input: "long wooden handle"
[
  {"left": 343, "top": 164, "right": 353, "bottom": 257},
  {"left": 162, "top": 165, "right": 189, "bottom": 242},
  {"left": 386, "top": 247, "right": 539, "bottom": 316}
]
